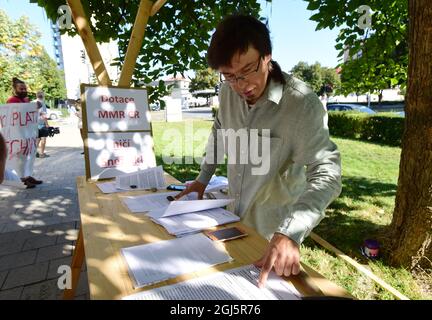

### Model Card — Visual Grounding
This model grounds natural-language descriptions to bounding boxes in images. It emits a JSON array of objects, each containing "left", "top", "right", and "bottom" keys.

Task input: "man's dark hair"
[
  {"left": 12, "top": 77, "right": 25, "bottom": 89},
  {"left": 207, "top": 14, "right": 286, "bottom": 85}
]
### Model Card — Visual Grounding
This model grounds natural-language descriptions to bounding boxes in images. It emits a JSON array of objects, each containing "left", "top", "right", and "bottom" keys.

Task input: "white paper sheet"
[
  {"left": 96, "top": 181, "right": 120, "bottom": 194},
  {"left": 122, "top": 192, "right": 234, "bottom": 218},
  {"left": 152, "top": 208, "right": 240, "bottom": 236},
  {"left": 115, "top": 165, "right": 166, "bottom": 190},
  {"left": 149, "top": 198, "right": 234, "bottom": 219},
  {"left": 122, "top": 191, "right": 179, "bottom": 213},
  {"left": 123, "top": 264, "right": 302, "bottom": 300},
  {"left": 121, "top": 233, "right": 232, "bottom": 288}
]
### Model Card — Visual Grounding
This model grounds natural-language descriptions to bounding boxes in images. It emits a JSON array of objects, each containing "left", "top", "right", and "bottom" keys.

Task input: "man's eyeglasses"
[{"left": 220, "top": 58, "right": 262, "bottom": 84}]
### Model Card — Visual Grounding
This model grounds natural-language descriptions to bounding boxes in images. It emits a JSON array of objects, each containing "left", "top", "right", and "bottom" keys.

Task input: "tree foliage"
[
  {"left": 189, "top": 68, "right": 219, "bottom": 93},
  {"left": 0, "top": 9, "right": 66, "bottom": 102},
  {"left": 31, "top": 0, "right": 270, "bottom": 102},
  {"left": 290, "top": 61, "right": 341, "bottom": 96},
  {"left": 304, "top": 0, "right": 408, "bottom": 96}
]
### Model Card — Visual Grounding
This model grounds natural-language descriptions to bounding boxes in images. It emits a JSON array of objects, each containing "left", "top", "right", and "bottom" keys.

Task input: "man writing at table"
[{"left": 175, "top": 14, "right": 342, "bottom": 288}]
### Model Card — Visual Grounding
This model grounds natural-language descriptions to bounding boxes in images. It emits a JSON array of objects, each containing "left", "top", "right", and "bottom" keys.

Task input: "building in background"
[
  {"left": 51, "top": 22, "right": 120, "bottom": 100},
  {"left": 51, "top": 22, "right": 65, "bottom": 72},
  {"left": 148, "top": 76, "right": 193, "bottom": 109},
  {"left": 164, "top": 76, "right": 192, "bottom": 108}
]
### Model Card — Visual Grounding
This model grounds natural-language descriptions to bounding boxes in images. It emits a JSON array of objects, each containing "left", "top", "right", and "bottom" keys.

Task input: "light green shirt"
[{"left": 197, "top": 73, "right": 342, "bottom": 245}]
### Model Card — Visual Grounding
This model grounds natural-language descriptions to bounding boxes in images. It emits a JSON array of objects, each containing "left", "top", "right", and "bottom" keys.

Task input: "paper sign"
[
  {"left": 84, "top": 86, "right": 151, "bottom": 132},
  {"left": 87, "top": 131, "right": 156, "bottom": 180},
  {"left": 0, "top": 103, "right": 38, "bottom": 178},
  {"left": 82, "top": 84, "right": 157, "bottom": 180}
]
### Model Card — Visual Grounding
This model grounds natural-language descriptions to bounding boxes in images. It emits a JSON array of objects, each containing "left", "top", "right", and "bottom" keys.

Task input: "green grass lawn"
[{"left": 152, "top": 120, "right": 430, "bottom": 300}]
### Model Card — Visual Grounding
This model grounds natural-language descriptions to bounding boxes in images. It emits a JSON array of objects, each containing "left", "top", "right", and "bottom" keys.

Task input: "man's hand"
[
  {"left": 254, "top": 233, "right": 300, "bottom": 288},
  {"left": 174, "top": 180, "right": 207, "bottom": 200}
]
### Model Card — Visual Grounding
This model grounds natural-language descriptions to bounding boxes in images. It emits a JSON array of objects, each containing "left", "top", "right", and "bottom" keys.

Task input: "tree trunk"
[{"left": 389, "top": 0, "right": 432, "bottom": 270}]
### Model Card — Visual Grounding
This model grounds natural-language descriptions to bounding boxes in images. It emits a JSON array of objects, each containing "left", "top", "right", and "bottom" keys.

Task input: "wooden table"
[{"left": 64, "top": 174, "right": 352, "bottom": 300}]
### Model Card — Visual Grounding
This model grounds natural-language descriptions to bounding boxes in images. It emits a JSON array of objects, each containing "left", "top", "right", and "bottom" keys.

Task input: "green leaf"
[{"left": 306, "top": 1, "right": 321, "bottom": 12}]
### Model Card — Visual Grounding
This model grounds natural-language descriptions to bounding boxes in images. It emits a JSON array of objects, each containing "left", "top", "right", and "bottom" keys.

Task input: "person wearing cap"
[{"left": 175, "top": 15, "right": 342, "bottom": 288}]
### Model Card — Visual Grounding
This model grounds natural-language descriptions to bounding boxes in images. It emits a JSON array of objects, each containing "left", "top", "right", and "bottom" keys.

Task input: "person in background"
[
  {"left": 36, "top": 100, "right": 50, "bottom": 158},
  {"left": 75, "top": 99, "right": 85, "bottom": 155},
  {"left": 7, "top": 77, "right": 30, "bottom": 103},
  {"left": 6, "top": 77, "right": 43, "bottom": 188},
  {"left": 35, "top": 91, "right": 50, "bottom": 158}
]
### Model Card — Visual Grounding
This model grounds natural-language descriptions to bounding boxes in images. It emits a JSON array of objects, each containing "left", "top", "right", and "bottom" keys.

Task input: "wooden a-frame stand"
[{"left": 63, "top": 0, "right": 168, "bottom": 300}]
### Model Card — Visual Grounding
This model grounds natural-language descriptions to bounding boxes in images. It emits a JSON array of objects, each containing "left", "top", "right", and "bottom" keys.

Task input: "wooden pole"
[
  {"left": 151, "top": 0, "right": 169, "bottom": 16},
  {"left": 118, "top": 0, "right": 153, "bottom": 87},
  {"left": 67, "top": 0, "right": 112, "bottom": 86},
  {"left": 63, "top": 228, "right": 85, "bottom": 299},
  {"left": 310, "top": 232, "right": 410, "bottom": 300}
]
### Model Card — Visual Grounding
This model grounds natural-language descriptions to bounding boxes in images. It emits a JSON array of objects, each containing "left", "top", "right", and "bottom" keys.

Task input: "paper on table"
[
  {"left": 148, "top": 197, "right": 234, "bottom": 219},
  {"left": 121, "top": 192, "right": 234, "bottom": 217},
  {"left": 121, "top": 233, "right": 232, "bottom": 288},
  {"left": 122, "top": 264, "right": 302, "bottom": 300},
  {"left": 96, "top": 181, "right": 120, "bottom": 194},
  {"left": 122, "top": 191, "right": 181, "bottom": 213},
  {"left": 206, "top": 175, "right": 228, "bottom": 192},
  {"left": 152, "top": 207, "right": 240, "bottom": 237},
  {"left": 116, "top": 165, "right": 166, "bottom": 191}
]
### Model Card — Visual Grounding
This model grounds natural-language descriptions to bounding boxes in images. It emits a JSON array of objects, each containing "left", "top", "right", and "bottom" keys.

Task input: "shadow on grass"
[
  {"left": 316, "top": 175, "right": 397, "bottom": 265},
  {"left": 330, "top": 175, "right": 397, "bottom": 211}
]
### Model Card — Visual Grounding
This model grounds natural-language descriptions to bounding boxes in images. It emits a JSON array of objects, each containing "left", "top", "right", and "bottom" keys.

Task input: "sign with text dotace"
[{"left": 84, "top": 86, "right": 151, "bottom": 132}]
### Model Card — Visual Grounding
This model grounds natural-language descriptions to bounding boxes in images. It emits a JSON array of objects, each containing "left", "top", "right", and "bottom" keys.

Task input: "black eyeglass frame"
[{"left": 219, "top": 58, "right": 262, "bottom": 84}]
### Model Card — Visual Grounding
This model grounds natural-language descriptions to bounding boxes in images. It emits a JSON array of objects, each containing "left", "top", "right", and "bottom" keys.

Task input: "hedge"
[
  {"left": 328, "top": 112, "right": 404, "bottom": 146},
  {"left": 211, "top": 108, "right": 404, "bottom": 147}
]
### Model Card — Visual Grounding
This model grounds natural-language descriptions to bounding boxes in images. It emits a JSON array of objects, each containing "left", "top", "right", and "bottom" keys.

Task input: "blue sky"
[
  {"left": 262, "top": 0, "right": 342, "bottom": 69},
  {"left": 0, "top": 0, "right": 342, "bottom": 71}
]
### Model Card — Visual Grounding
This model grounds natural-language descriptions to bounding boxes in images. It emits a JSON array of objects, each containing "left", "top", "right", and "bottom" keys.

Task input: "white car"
[{"left": 46, "top": 108, "right": 62, "bottom": 120}]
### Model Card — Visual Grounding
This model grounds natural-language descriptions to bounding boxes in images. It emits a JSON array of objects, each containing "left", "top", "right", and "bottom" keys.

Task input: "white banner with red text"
[
  {"left": 81, "top": 85, "right": 155, "bottom": 180},
  {"left": 0, "top": 103, "right": 38, "bottom": 178}
]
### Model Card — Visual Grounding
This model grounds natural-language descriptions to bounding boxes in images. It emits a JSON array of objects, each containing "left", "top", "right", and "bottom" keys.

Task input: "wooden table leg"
[{"left": 63, "top": 227, "right": 85, "bottom": 300}]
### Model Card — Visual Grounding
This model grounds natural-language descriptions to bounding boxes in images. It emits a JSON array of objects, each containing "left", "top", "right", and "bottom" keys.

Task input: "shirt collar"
[
  {"left": 226, "top": 76, "right": 284, "bottom": 107},
  {"left": 266, "top": 77, "right": 284, "bottom": 105},
  {"left": 254, "top": 77, "right": 284, "bottom": 107}
]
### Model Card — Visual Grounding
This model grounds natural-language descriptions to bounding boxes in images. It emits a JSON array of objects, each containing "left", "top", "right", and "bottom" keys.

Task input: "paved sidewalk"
[{"left": 0, "top": 119, "right": 89, "bottom": 299}]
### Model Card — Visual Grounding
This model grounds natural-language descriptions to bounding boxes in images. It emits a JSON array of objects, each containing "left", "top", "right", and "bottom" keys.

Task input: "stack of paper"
[
  {"left": 96, "top": 166, "right": 166, "bottom": 193},
  {"left": 116, "top": 166, "right": 166, "bottom": 190},
  {"left": 121, "top": 233, "right": 232, "bottom": 288},
  {"left": 122, "top": 192, "right": 238, "bottom": 236},
  {"left": 154, "top": 208, "right": 240, "bottom": 237},
  {"left": 123, "top": 264, "right": 302, "bottom": 300}
]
